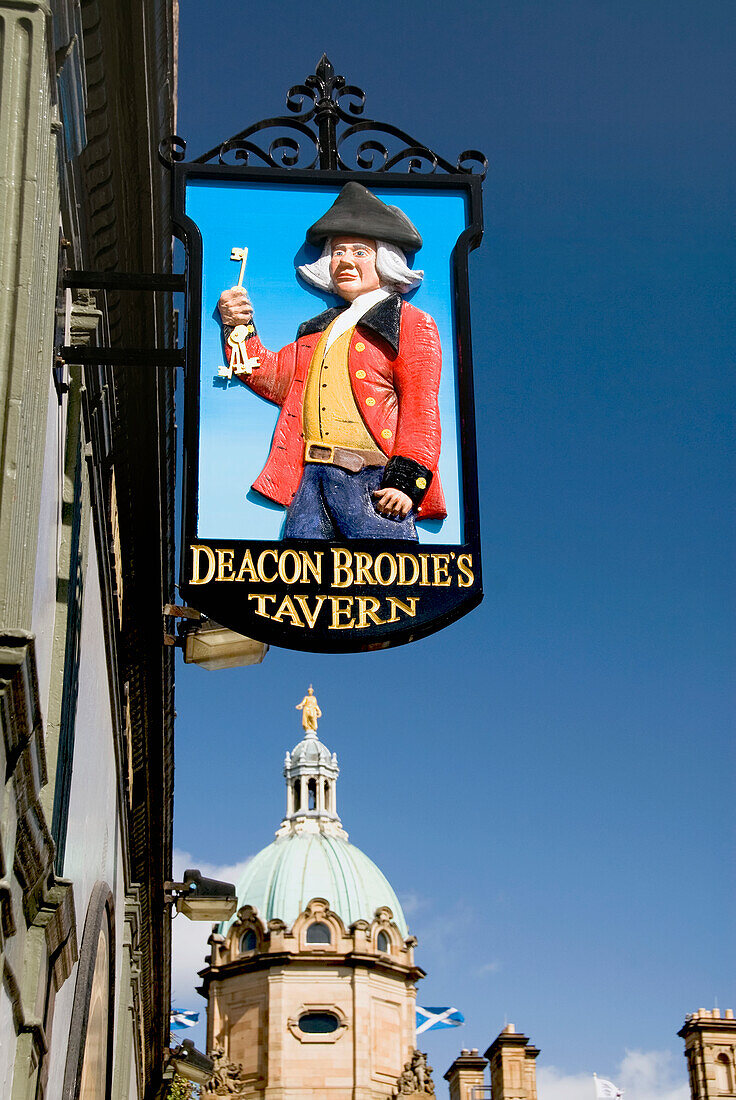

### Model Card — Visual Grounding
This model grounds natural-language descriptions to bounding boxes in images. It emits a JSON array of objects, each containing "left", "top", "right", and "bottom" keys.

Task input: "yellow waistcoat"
[{"left": 302, "top": 321, "right": 381, "bottom": 453}]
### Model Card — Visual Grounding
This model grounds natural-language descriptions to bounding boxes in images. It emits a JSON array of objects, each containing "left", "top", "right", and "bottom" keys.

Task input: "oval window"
[
  {"left": 306, "top": 922, "right": 331, "bottom": 944},
  {"left": 298, "top": 1011, "right": 339, "bottom": 1034},
  {"left": 239, "top": 930, "right": 257, "bottom": 953},
  {"left": 377, "top": 931, "right": 390, "bottom": 953}
]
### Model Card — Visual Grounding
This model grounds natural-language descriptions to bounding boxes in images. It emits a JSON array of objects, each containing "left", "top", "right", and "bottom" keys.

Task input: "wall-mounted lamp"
[
  {"left": 163, "top": 604, "right": 268, "bottom": 670},
  {"left": 183, "top": 620, "right": 268, "bottom": 670},
  {"left": 165, "top": 869, "right": 237, "bottom": 922},
  {"left": 166, "top": 1039, "right": 214, "bottom": 1085}
]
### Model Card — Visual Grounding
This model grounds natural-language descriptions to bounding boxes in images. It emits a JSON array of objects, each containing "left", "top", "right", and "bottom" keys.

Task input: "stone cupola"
[
  {"left": 277, "top": 686, "right": 345, "bottom": 839},
  {"left": 200, "top": 689, "right": 424, "bottom": 1098}
]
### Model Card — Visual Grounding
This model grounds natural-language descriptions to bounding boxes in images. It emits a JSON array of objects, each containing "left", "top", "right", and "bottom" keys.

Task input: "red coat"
[{"left": 231, "top": 294, "right": 446, "bottom": 520}]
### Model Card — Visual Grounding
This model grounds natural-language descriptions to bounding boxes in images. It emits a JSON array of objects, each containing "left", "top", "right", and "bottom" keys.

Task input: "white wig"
[{"left": 297, "top": 239, "right": 424, "bottom": 295}]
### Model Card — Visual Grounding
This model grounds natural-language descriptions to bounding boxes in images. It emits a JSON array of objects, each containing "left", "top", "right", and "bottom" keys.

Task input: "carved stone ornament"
[
  {"left": 202, "top": 1044, "right": 248, "bottom": 1097},
  {"left": 392, "top": 1048, "right": 436, "bottom": 1096}
]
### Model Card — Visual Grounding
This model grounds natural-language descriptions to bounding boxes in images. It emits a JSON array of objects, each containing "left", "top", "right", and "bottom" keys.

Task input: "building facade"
[
  {"left": 680, "top": 1009, "right": 736, "bottom": 1100},
  {"left": 0, "top": 0, "right": 177, "bottom": 1096},
  {"left": 199, "top": 699, "right": 428, "bottom": 1099}
]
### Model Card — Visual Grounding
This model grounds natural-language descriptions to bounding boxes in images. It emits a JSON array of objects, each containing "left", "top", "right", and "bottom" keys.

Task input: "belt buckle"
[{"left": 306, "top": 441, "right": 334, "bottom": 464}]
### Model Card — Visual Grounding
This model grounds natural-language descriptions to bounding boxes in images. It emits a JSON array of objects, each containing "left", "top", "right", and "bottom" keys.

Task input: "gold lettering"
[
  {"left": 397, "top": 553, "right": 420, "bottom": 585},
  {"left": 457, "top": 554, "right": 475, "bottom": 587},
  {"left": 278, "top": 549, "right": 302, "bottom": 585},
  {"left": 295, "top": 595, "right": 326, "bottom": 629},
  {"left": 272, "top": 595, "right": 303, "bottom": 627},
  {"left": 356, "top": 596, "right": 386, "bottom": 628},
  {"left": 329, "top": 596, "right": 355, "bottom": 628},
  {"left": 353, "top": 552, "right": 376, "bottom": 586},
  {"left": 374, "top": 552, "right": 397, "bottom": 586},
  {"left": 432, "top": 554, "right": 451, "bottom": 586},
  {"left": 386, "top": 596, "right": 418, "bottom": 622},
  {"left": 190, "top": 544, "right": 215, "bottom": 585},
  {"left": 332, "top": 548, "right": 353, "bottom": 588},
  {"left": 300, "top": 551, "right": 323, "bottom": 585},
  {"left": 248, "top": 594, "right": 276, "bottom": 617},
  {"left": 419, "top": 554, "right": 432, "bottom": 586},
  {"left": 216, "top": 549, "right": 236, "bottom": 581},
  {"left": 257, "top": 549, "right": 278, "bottom": 583},
  {"left": 235, "top": 549, "right": 258, "bottom": 583}
]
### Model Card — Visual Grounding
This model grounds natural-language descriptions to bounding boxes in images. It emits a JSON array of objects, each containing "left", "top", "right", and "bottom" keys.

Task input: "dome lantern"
[{"left": 277, "top": 687, "right": 345, "bottom": 839}]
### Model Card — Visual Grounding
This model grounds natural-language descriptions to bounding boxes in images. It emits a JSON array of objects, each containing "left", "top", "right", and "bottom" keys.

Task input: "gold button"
[
  {"left": 416, "top": 476, "right": 427, "bottom": 489},
  {"left": 355, "top": 369, "right": 366, "bottom": 379},
  {"left": 381, "top": 429, "right": 392, "bottom": 440},
  {"left": 355, "top": 341, "right": 366, "bottom": 352},
  {"left": 365, "top": 397, "right": 376, "bottom": 407}
]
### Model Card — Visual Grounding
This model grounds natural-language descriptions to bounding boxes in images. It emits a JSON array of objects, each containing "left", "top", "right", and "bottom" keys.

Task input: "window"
[
  {"left": 298, "top": 1011, "right": 339, "bottom": 1034},
  {"left": 293, "top": 780, "right": 300, "bottom": 811},
  {"left": 306, "top": 922, "right": 331, "bottom": 944},
  {"left": 715, "top": 1054, "right": 733, "bottom": 1093},
  {"left": 62, "top": 884, "right": 115, "bottom": 1100},
  {"left": 239, "top": 930, "right": 257, "bottom": 953},
  {"left": 308, "top": 778, "right": 317, "bottom": 810},
  {"left": 377, "top": 931, "right": 390, "bottom": 953}
]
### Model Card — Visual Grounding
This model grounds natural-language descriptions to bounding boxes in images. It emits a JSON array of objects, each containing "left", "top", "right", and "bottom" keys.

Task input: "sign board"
[{"left": 172, "top": 65, "right": 484, "bottom": 652}]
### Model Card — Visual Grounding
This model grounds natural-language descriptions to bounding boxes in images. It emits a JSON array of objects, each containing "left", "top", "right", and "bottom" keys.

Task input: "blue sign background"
[{"left": 186, "top": 180, "right": 468, "bottom": 544}]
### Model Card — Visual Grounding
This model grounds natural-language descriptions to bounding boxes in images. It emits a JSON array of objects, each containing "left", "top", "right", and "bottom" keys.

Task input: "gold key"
[{"left": 230, "top": 246, "right": 248, "bottom": 287}]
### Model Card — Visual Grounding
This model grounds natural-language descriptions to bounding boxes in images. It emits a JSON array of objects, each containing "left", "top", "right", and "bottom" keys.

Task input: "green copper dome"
[
  {"left": 230, "top": 832, "right": 408, "bottom": 937},
  {"left": 223, "top": 692, "right": 408, "bottom": 938}
]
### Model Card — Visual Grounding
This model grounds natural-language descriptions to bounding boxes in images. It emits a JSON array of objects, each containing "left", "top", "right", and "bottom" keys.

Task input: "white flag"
[{"left": 594, "top": 1074, "right": 623, "bottom": 1099}]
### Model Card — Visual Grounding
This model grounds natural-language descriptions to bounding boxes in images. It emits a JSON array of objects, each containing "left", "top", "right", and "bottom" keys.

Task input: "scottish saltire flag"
[
  {"left": 170, "top": 1009, "right": 199, "bottom": 1030},
  {"left": 416, "top": 1006, "right": 465, "bottom": 1035},
  {"left": 594, "top": 1075, "right": 623, "bottom": 1098}
]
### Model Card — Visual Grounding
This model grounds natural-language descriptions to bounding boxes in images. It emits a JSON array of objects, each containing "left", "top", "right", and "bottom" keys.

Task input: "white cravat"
[{"left": 323, "top": 287, "right": 390, "bottom": 352}]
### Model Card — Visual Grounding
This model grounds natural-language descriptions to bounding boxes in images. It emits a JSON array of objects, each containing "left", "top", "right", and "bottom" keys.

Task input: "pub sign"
[{"left": 172, "top": 58, "right": 486, "bottom": 653}]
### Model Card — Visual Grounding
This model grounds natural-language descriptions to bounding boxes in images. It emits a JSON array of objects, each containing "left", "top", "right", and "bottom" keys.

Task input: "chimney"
[
  {"left": 679, "top": 1008, "right": 736, "bottom": 1099},
  {"left": 444, "top": 1048, "right": 489, "bottom": 1100},
  {"left": 485, "top": 1025, "right": 539, "bottom": 1100}
]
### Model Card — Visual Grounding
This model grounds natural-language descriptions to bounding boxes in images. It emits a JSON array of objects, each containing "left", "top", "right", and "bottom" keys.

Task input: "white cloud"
[
  {"left": 537, "top": 1066, "right": 593, "bottom": 1100},
  {"left": 619, "top": 1049, "right": 690, "bottom": 1100},
  {"left": 477, "top": 960, "right": 501, "bottom": 976},
  {"left": 397, "top": 890, "right": 430, "bottom": 917},
  {"left": 537, "top": 1048, "right": 689, "bottom": 1100},
  {"left": 172, "top": 847, "right": 252, "bottom": 888}
]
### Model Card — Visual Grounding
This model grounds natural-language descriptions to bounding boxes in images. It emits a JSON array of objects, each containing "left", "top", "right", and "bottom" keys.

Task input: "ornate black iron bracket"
[
  {"left": 159, "top": 54, "right": 487, "bottom": 178},
  {"left": 57, "top": 269, "right": 185, "bottom": 367}
]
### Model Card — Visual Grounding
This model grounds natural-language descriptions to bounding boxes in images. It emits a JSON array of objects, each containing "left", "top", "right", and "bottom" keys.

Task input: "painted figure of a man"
[{"left": 217, "top": 182, "right": 446, "bottom": 540}]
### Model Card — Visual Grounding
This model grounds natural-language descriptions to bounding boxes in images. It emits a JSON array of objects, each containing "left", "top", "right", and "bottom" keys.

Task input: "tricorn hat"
[{"left": 306, "top": 182, "right": 422, "bottom": 252}]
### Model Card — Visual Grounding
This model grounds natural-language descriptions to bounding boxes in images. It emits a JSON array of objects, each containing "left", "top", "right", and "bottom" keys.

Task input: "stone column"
[
  {"left": 445, "top": 1048, "right": 488, "bottom": 1100},
  {"left": 0, "top": 0, "right": 59, "bottom": 633}
]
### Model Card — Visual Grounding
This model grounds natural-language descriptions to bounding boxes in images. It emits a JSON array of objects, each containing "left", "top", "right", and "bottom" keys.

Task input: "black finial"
[
  {"left": 316, "top": 54, "right": 334, "bottom": 81},
  {"left": 306, "top": 55, "right": 345, "bottom": 169}
]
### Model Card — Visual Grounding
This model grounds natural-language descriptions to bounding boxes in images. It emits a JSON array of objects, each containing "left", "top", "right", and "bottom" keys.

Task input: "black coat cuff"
[{"left": 380, "top": 455, "right": 433, "bottom": 509}]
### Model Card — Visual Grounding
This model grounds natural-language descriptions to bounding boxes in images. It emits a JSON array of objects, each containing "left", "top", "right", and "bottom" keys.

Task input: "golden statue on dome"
[{"left": 295, "top": 686, "right": 322, "bottom": 732}]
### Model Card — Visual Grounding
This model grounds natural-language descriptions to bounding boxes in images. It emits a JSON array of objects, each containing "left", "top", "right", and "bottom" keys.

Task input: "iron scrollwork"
[
  {"left": 194, "top": 54, "right": 487, "bottom": 178},
  {"left": 158, "top": 134, "right": 187, "bottom": 169}
]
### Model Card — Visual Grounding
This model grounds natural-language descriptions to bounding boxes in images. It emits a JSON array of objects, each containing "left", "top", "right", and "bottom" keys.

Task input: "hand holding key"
[{"left": 218, "top": 246, "right": 254, "bottom": 326}]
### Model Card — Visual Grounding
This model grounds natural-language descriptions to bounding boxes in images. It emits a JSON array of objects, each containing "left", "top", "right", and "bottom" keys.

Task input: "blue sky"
[{"left": 172, "top": 3, "right": 735, "bottom": 1095}]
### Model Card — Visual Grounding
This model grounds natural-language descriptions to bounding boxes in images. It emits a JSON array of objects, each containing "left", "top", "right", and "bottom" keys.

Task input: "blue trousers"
[{"left": 284, "top": 464, "right": 418, "bottom": 540}]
